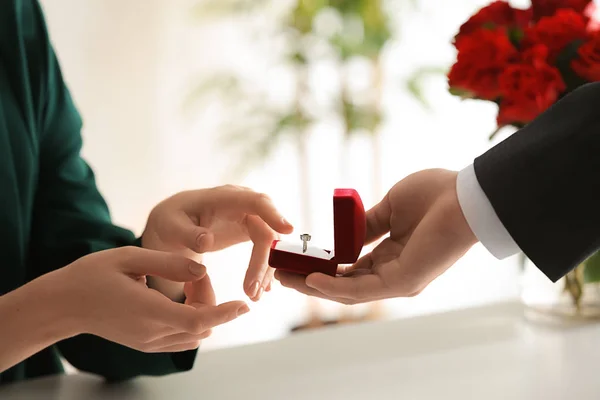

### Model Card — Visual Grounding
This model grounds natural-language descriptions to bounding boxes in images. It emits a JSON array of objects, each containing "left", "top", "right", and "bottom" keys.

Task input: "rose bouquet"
[
  {"left": 449, "top": 0, "right": 599, "bottom": 133},
  {"left": 448, "top": 0, "right": 600, "bottom": 311}
]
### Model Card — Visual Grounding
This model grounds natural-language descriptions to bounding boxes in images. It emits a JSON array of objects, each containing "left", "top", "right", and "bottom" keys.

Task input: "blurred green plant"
[{"left": 185, "top": 0, "right": 442, "bottom": 180}]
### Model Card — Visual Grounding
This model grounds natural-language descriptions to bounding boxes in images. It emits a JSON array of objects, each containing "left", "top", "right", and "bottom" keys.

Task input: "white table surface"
[{"left": 2, "top": 301, "right": 599, "bottom": 399}]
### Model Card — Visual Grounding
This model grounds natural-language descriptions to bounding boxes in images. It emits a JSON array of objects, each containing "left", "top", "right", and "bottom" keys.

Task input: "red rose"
[
  {"left": 497, "top": 46, "right": 566, "bottom": 126},
  {"left": 531, "top": 0, "right": 594, "bottom": 21},
  {"left": 449, "top": 29, "right": 518, "bottom": 100},
  {"left": 571, "top": 32, "right": 600, "bottom": 81},
  {"left": 522, "top": 9, "right": 589, "bottom": 61},
  {"left": 456, "top": 1, "right": 532, "bottom": 44}
]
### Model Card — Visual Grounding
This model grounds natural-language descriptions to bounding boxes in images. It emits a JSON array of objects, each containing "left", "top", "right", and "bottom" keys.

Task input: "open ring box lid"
[{"left": 269, "top": 189, "right": 366, "bottom": 276}]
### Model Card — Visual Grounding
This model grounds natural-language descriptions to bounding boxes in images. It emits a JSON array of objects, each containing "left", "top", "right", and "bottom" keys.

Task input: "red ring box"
[{"left": 269, "top": 189, "right": 366, "bottom": 276}]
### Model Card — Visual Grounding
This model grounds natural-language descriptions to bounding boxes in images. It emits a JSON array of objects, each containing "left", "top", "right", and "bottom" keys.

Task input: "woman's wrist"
[
  {"left": 23, "top": 269, "right": 83, "bottom": 341},
  {"left": 0, "top": 271, "right": 81, "bottom": 372}
]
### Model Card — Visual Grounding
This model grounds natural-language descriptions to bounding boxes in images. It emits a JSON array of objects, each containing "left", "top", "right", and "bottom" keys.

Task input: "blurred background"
[{"left": 41, "top": 0, "right": 529, "bottom": 351}]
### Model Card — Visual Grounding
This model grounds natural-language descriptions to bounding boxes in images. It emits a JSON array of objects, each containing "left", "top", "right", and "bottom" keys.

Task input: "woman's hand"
[
  {"left": 142, "top": 185, "right": 294, "bottom": 301},
  {"left": 49, "top": 246, "right": 248, "bottom": 352},
  {"left": 0, "top": 246, "right": 248, "bottom": 373}
]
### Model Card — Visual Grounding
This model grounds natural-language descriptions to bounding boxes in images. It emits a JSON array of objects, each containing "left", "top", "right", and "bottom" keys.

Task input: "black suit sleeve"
[{"left": 474, "top": 82, "right": 600, "bottom": 282}]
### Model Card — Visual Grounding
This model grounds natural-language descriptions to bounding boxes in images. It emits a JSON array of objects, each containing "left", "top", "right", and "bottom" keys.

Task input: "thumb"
[
  {"left": 184, "top": 301, "right": 250, "bottom": 333},
  {"left": 364, "top": 195, "right": 392, "bottom": 245},
  {"left": 118, "top": 247, "right": 207, "bottom": 282}
]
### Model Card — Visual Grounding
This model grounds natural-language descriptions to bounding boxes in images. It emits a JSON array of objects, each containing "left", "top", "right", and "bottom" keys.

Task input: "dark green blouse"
[{"left": 0, "top": 0, "right": 196, "bottom": 385}]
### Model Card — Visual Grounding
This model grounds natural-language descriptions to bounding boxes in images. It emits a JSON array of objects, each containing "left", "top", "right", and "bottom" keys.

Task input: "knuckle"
[
  {"left": 121, "top": 245, "right": 140, "bottom": 258},
  {"left": 136, "top": 342, "right": 153, "bottom": 353},
  {"left": 139, "top": 330, "right": 159, "bottom": 344},
  {"left": 223, "top": 312, "right": 237, "bottom": 325},
  {"left": 119, "top": 246, "right": 141, "bottom": 265},
  {"left": 160, "top": 255, "right": 173, "bottom": 274},
  {"left": 189, "top": 318, "right": 206, "bottom": 334},
  {"left": 256, "top": 192, "right": 272, "bottom": 204},
  {"left": 200, "top": 329, "right": 213, "bottom": 339},
  {"left": 405, "top": 283, "right": 425, "bottom": 297},
  {"left": 220, "top": 184, "right": 239, "bottom": 191}
]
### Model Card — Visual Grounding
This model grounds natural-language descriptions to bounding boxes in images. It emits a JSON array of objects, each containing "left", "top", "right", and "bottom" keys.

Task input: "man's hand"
[
  {"left": 142, "top": 185, "right": 294, "bottom": 301},
  {"left": 275, "top": 169, "right": 478, "bottom": 304}
]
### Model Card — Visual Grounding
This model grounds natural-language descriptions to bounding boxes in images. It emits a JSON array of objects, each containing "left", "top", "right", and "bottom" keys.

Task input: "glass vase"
[{"left": 520, "top": 254, "right": 600, "bottom": 325}]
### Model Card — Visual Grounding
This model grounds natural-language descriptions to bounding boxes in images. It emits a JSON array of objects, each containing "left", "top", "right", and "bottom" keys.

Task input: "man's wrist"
[{"left": 456, "top": 164, "right": 521, "bottom": 259}]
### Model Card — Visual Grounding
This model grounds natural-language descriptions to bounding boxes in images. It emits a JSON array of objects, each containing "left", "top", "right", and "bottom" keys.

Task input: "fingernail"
[
  {"left": 196, "top": 233, "right": 206, "bottom": 246},
  {"left": 189, "top": 263, "right": 206, "bottom": 277},
  {"left": 250, "top": 281, "right": 260, "bottom": 298},
  {"left": 237, "top": 304, "right": 250, "bottom": 317},
  {"left": 265, "top": 282, "right": 272, "bottom": 292},
  {"left": 282, "top": 217, "right": 293, "bottom": 228},
  {"left": 255, "top": 286, "right": 264, "bottom": 301}
]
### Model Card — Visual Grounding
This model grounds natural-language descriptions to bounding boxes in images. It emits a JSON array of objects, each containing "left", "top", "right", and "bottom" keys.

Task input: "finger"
[
  {"left": 244, "top": 216, "right": 276, "bottom": 300},
  {"left": 188, "top": 187, "right": 294, "bottom": 234},
  {"left": 184, "top": 274, "right": 217, "bottom": 306},
  {"left": 340, "top": 236, "right": 404, "bottom": 275},
  {"left": 274, "top": 269, "right": 310, "bottom": 290},
  {"left": 180, "top": 301, "right": 250, "bottom": 334},
  {"left": 275, "top": 271, "right": 360, "bottom": 305},
  {"left": 337, "top": 253, "right": 374, "bottom": 275},
  {"left": 118, "top": 247, "right": 206, "bottom": 281},
  {"left": 140, "top": 288, "right": 212, "bottom": 331},
  {"left": 364, "top": 194, "right": 392, "bottom": 245},
  {"left": 261, "top": 267, "right": 275, "bottom": 293},
  {"left": 339, "top": 268, "right": 374, "bottom": 277},
  {"left": 305, "top": 273, "right": 388, "bottom": 302},
  {"left": 159, "top": 211, "right": 216, "bottom": 253}
]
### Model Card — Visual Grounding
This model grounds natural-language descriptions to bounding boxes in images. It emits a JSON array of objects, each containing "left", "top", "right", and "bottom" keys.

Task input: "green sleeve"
[{"left": 27, "top": 0, "right": 197, "bottom": 381}]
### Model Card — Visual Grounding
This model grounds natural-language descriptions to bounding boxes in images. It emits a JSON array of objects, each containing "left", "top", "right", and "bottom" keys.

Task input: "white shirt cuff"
[{"left": 456, "top": 164, "right": 521, "bottom": 259}]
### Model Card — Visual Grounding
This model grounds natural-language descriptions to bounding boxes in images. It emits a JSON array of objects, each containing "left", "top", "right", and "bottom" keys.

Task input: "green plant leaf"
[
  {"left": 184, "top": 0, "right": 432, "bottom": 179},
  {"left": 406, "top": 66, "right": 447, "bottom": 108},
  {"left": 448, "top": 87, "right": 475, "bottom": 99},
  {"left": 342, "top": 100, "right": 382, "bottom": 134},
  {"left": 508, "top": 28, "right": 524, "bottom": 46},
  {"left": 583, "top": 251, "right": 600, "bottom": 283},
  {"left": 290, "top": 0, "right": 328, "bottom": 33}
]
